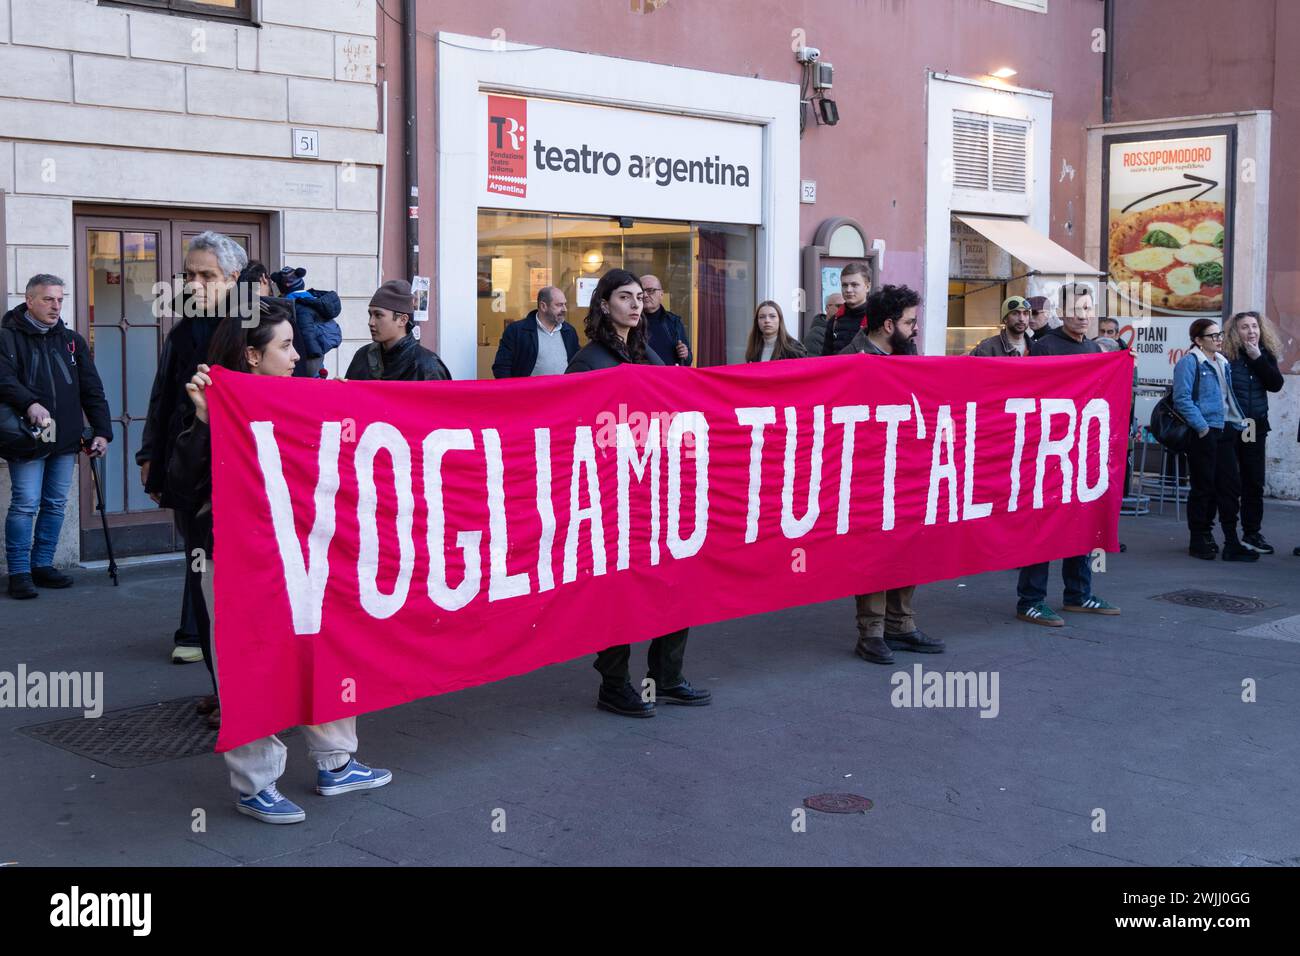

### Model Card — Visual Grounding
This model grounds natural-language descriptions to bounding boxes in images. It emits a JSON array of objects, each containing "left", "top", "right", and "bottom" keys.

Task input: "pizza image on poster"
[
  {"left": 1108, "top": 198, "right": 1224, "bottom": 312},
  {"left": 1103, "top": 132, "right": 1232, "bottom": 317}
]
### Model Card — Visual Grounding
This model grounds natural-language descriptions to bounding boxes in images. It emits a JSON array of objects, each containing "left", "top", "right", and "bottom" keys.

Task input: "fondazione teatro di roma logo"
[{"left": 487, "top": 95, "right": 528, "bottom": 198}]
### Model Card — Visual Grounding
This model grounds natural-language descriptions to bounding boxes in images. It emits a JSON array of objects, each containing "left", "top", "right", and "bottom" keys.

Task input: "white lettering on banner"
[
  {"left": 736, "top": 406, "right": 776, "bottom": 543},
  {"left": 1076, "top": 399, "right": 1111, "bottom": 502},
  {"left": 781, "top": 405, "right": 824, "bottom": 539},
  {"left": 924, "top": 405, "right": 959, "bottom": 526},
  {"left": 247, "top": 396, "right": 1114, "bottom": 634},
  {"left": 616, "top": 419, "right": 662, "bottom": 570},
  {"left": 831, "top": 406, "right": 872, "bottom": 534},
  {"left": 484, "top": 429, "right": 530, "bottom": 601},
  {"left": 252, "top": 421, "right": 341, "bottom": 635},
  {"left": 425, "top": 429, "right": 482, "bottom": 611},
  {"left": 534, "top": 428, "right": 557, "bottom": 592},
  {"left": 564, "top": 426, "right": 606, "bottom": 583},
  {"left": 1003, "top": 399, "right": 1036, "bottom": 513},
  {"left": 1035, "top": 399, "right": 1078, "bottom": 509},
  {"left": 667, "top": 412, "right": 710, "bottom": 559},
  {"left": 355, "top": 423, "right": 415, "bottom": 619},
  {"left": 875, "top": 404, "right": 912, "bottom": 531},
  {"left": 962, "top": 402, "right": 994, "bottom": 521}
]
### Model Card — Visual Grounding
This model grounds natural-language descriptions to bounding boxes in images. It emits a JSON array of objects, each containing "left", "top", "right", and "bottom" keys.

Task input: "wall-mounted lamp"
[{"left": 990, "top": 67, "right": 1018, "bottom": 79}]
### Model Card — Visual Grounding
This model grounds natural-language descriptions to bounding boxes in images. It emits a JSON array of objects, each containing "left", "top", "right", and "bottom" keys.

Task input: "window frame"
[{"left": 100, "top": 0, "right": 255, "bottom": 24}]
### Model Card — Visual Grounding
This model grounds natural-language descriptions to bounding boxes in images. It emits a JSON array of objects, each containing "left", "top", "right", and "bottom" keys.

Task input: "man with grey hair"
[
  {"left": 491, "top": 285, "right": 580, "bottom": 377},
  {"left": 1, "top": 275, "right": 111, "bottom": 599},
  {"left": 138, "top": 230, "right": 246, "bottom": 666}
]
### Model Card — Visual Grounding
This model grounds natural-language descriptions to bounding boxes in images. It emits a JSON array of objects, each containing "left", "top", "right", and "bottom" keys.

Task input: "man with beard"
[
  {"left": 842, "top": 285, "right": 945, "bottom": 663},
  {"left": 970, "top": 296, "right": 1033, "bottom": 356},
  {"left": 821, "top": 262, "right": 871, "bottom": 356}
]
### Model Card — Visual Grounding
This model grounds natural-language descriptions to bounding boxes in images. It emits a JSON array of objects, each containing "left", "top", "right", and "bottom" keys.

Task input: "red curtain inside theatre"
[{"left": 696, "top": 228, "right": 727, "bottom": 367}]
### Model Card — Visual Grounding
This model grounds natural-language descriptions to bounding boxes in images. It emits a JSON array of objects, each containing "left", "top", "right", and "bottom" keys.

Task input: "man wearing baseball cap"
[
  {"left": 970, "top": 296, "right": 1033, "bottom": 356},
  {"left": 345, "top": 279, "right": 451, "bottom": 381}
]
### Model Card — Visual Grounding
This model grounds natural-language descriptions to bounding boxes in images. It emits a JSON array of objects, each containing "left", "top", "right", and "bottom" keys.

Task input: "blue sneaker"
[
  {"left": 316, "top": 758, "right": 392, "bottom": 796},
  {"left": 236, "top": 784, "right": 306, "bottom": 824}
]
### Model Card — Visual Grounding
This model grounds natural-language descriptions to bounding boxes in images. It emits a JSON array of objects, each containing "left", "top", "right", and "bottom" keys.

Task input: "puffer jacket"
[
  {"left": 1228, "top": 348, "right": 1284, "bottom": 434},
  {"left": 0, "top": 305, "right": 112, "bottom": 456},
  {"left": 286, "top": 289, "right": 343, "bottom": 365}
]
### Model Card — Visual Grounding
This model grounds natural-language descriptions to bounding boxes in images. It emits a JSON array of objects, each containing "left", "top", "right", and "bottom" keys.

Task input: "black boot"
[
  {"left": 7, "top": 573, "right": 38, "bottom": 600},
  {"left": 597, "top": 681, "right": 655, "bottom": 718},
  {"left": 1188, "top": 532, "right": 1217, "bottom": 560},
  {"left": 1222, "top": 532, "right": 1260, "bottom": 563},
  {"left": 854, "top": 634, "right": 895, "bottom": 665},
  {"left": 31, "top": 566, "right": 74, "bottom": 588}
]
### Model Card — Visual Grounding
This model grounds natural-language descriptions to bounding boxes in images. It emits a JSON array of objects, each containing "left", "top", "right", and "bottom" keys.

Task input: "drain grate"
[
  {"left": 19, "top": 697, "right": 218, "bottom": 769},
  {"left": 1155, "top": 589, "right": 1279, "bottom": 616},
  {"left": 804, "top": 793, "right": 873, "bottom": 814}
]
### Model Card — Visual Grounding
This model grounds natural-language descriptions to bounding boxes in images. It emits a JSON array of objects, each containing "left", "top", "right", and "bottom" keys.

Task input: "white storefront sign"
[{"left": 478, "top": 93, "right": 763, "bottom": 225}]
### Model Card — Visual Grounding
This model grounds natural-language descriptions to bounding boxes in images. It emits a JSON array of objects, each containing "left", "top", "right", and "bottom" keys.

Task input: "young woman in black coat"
[
  {"left": 565, "top": 269, "right": 711, "bottom": 716},
  {"left": 1223, "top": 310, "right": 1285, "bottom": 554}
]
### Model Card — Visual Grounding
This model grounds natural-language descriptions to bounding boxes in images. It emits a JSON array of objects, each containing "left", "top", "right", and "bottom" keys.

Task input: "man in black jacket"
[
  {"left": 139, "top": 230, "right": 247, "bottom": 662},
  {"left": 839, "top": 285, "right": 945, "bottom": 663},
  {"left": 1, "top": 275, "right": 111, "bottom": 599},
  {"left": 1016, "top": 285, "right": 1122, "bottom": 627},
  {"left": 491, "top": 287, "right": 579, "bottom": 377},
  {"left": 345, "top": 280, "right": 452, "bottom": 381},
  {"left": 821, "top": 262, "right": 872, "bottom": 356},
  {"left": 639, "top": 274, "right": 692, "bottom": 366}
]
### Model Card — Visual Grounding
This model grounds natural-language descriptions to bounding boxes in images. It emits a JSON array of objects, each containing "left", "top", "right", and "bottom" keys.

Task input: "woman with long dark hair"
[
  {"left": 744, "top": 300, "right": 807, "bottom": 362},
  {"left": 1171, "top": 317, "right": 1258, "bottom": 562},
  {"left": 1222, "top": 310, "right": 1284, "bottom": 554},
  {"left": 565, "top": 270, "right": 711, "bottom": 716},
  {"left": 170, "top": 301, "right": 393, "bottom": 825}
]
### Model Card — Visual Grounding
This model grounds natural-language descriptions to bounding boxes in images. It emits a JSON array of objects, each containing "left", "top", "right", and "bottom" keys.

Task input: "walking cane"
[{"left": 82, "top": 432, "right": 119, "bottom": 586}]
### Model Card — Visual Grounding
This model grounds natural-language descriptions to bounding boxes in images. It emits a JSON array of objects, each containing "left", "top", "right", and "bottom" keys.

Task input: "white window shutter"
[
  {"left": 991, "top": 122, "right": 1028, "bottom": 193},
  {"left": 952, "top": 114, "right": 990, "bottom": 190},
  {"left": 952, "top": 111, "right": 1029, "bottom": 197}
]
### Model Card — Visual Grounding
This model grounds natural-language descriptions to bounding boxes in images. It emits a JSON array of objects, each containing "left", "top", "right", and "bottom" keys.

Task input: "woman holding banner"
[
  {"left": 171, "top": 302, "right": 393, "bottom": 825},
  {"left": 566, "top": 269, "right": 712, "bottom": 716},
  {"left": 744, "top": 300, "right": 807, "bottom": 362}
]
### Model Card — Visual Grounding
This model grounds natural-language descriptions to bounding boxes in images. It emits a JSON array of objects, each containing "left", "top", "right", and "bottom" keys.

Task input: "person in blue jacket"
[
  {"left": 269, "top": 266, "right": 343, "bottom": 379},
  {"left": 1172, "top": 318, "right": 1258, "bottom": 563}
]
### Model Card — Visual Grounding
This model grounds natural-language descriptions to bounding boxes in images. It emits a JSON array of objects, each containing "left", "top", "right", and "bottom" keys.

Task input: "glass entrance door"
[{"left": 73, "top": 209, "right": 268, "bottom": 559}]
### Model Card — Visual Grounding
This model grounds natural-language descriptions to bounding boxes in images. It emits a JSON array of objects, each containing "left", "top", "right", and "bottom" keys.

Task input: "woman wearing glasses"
[
  {"left": 1222, "top": 311, "right": 1285, "bottom": 554},
  {"left": 1172, "top": 318, "right": 1258, "bottom": 563}
]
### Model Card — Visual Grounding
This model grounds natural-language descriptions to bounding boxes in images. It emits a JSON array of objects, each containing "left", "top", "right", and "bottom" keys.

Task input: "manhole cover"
[
  {"left": 804, "top": 793, "right": 873, "bottom": 814},
  {"left": 19, "top": 697, "right": 219, "bottom": 768},
  {"left": 1155, "top": 589, "right": 1279, "bottom": 615}
]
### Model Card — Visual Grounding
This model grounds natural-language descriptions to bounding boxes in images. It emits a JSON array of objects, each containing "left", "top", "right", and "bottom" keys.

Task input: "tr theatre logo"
[{"left": 487, "top": 95, "right": 528, "bottom": 198}]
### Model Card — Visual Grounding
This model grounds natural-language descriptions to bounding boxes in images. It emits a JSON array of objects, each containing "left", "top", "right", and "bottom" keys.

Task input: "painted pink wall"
[
  {"left": 1112, "top": 0, "right": 1299, "bottom": 366},
  {"left": 378, "top": 0, "right": 1106, "bottom": 334}
]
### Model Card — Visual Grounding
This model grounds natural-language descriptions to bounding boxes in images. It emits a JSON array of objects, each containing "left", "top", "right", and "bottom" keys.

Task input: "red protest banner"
[{"left": 208, "top": 353, "right": 1130, "bottom": 750}]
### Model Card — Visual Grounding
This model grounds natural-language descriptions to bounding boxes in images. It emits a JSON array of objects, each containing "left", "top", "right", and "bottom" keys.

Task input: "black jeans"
[
  {"left": 1186, "top": 427, "right": 1242, "bottom": 537},
  {"left": 594, "top": 628, "right": 689, "bottom": 689},
  {"left": 1234, "top": 431, "right": 1268, "bottom": 534}
]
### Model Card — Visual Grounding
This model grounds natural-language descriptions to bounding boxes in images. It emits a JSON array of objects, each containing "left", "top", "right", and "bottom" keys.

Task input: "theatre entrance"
[{"left": 475, "top": 209, "right": 754, "bottom": 378}]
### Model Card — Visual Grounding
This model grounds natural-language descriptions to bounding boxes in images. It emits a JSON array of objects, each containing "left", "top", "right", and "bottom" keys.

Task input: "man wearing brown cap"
[
  {"left": 345, "top": 279, "right": 451, "bottom": 381},
  {"left": 970, "top": 296, "right": 1033, "bottom": 356}
]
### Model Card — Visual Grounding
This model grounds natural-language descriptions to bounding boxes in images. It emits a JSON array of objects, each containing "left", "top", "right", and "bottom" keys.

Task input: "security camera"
[{"left": 796, "top": 46, "right": 821, "bottom": 64}]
